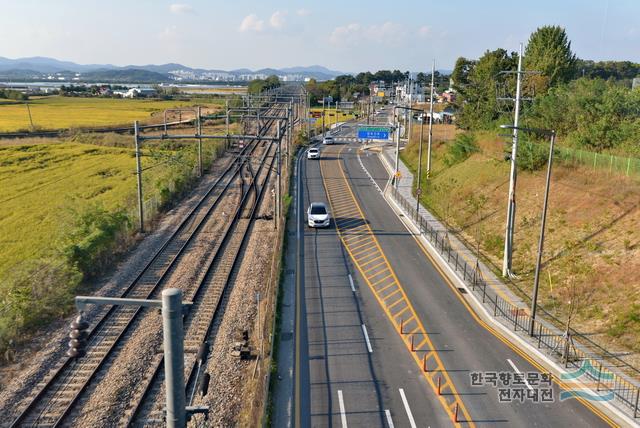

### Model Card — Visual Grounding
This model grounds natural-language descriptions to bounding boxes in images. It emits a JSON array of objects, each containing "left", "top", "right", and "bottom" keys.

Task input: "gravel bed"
[{"left": 193, "top": 217, "right": 276, "bottom": 427}]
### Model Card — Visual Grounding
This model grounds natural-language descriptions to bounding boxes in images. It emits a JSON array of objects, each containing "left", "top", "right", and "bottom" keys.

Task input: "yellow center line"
[{"left": 319, "top": 145, "right": 474, "bottom": 427}]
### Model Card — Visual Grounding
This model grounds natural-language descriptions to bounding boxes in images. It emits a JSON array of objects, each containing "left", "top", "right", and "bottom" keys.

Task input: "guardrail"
[{"left": 388, "top": 185, "right": 640, "bottom": 418}]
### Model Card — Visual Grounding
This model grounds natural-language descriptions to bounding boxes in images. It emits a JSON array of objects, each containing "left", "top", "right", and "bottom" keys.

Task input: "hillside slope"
[{"left": 401, "top": 126, "right": 640, "bottom": 365}]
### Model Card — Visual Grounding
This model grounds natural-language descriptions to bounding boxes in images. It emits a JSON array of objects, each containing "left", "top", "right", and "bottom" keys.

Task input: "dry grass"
[{"left": 402, "top": 127, "right": 640, "bottom": 362}]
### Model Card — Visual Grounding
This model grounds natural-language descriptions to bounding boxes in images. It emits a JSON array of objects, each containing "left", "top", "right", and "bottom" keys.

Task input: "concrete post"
[
  {"left": 134, "top": 121, "right": 144, "bottom": 233},
  {"left": 427, "top": 60, "right": 435, "bottom": 176},
  {"left": 225, "top": 99, "right": 230, "bottom": 150},
  {"left": 162, "top": 288, "right": 186, "bottom": 428}
]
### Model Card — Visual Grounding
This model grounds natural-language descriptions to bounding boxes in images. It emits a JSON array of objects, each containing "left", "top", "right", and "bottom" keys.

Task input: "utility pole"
[
  {"left": 407, "top": 75, "right": 412, "bottom": 143},
  {"left": 427, "top": 60, "right": 435, "bottom": 176},
  {"left": 134, "top": 121, "right": 144, "bottom": 233},
  {"left": 416, "top": 109, "right": 425, "bottom": 212},
  {"left": 25, "top": 101, "right": 35, "bottom": 131},
  {"left": 197, "top": 106, "right": 202, "bottom": 177},
  {"left": 502, "top": 43, "right": 524, "bottom": 277},
  {"left": 393, "top": 107, "right": 400, "bottom": 188},
  {"left": 321, "top": 98, "right": 325, "bottom": 138},
  {"left": 530, "top": 130, "right": 556, "bottom": 335}
]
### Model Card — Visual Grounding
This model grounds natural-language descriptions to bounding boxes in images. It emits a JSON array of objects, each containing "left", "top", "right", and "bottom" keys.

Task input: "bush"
[
  {"left": 63, "top": 204, "right": 130, "bottom": 278},
  {"left": 444, "top": 133, "right": 479, "bottom": 166},
  {"left": 516, "top": 139, "right": 549, "bottom": 171},
  {"left": 0, "top": 259, "right": 81, "bottom": 360}
]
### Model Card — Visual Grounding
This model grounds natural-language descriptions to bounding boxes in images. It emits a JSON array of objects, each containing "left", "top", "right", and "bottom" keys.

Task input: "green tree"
[{"left": 524, "top": 25, "right": 577, "bottom": 90}]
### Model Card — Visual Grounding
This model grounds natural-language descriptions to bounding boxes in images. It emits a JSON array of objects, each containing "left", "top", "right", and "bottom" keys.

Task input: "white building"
[{"left": 395, "top": 80, "right": 425, "bottom": 103}]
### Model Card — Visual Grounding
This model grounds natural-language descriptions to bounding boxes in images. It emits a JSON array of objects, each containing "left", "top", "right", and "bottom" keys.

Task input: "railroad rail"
[
  {"left": 125, "top": 124, "right": 279, "bottom": 426},
  {"left": 9, "top": 105, "right": 285, "bottom": 427}
]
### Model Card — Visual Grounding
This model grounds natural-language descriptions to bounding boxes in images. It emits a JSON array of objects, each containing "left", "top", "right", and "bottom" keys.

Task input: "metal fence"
[
  {"left": 530, "top": 142, "right": 640, "bottom": 178},
  {"left": 389, "top": 185, "right": 640, "bottom": 418}
]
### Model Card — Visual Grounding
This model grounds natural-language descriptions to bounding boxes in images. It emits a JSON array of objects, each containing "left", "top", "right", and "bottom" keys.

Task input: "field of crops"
[
  {"left": 0, "top": 96, "right": 223, "bottom": 132},
  {"left": 0, "top": 135, "right": 227, "bottom": 351},
  {"left": 309, "top": 107, "right": 356, "bottom": 128}
]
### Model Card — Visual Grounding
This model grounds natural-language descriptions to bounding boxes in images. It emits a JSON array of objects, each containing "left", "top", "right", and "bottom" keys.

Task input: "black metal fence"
[{"left": 389, "top": 185, "right": 640, "bottom": 418}]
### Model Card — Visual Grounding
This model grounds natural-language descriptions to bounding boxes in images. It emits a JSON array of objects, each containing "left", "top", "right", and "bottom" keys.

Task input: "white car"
[
  {"left": 307, "top": 202, "right": 330, "bottom": 228},
  {"left": 322, "top": 136, "right": 334, "bottom": 145},
  {"left": 307, "top": 147, "right": 320, "bottom": 159}
]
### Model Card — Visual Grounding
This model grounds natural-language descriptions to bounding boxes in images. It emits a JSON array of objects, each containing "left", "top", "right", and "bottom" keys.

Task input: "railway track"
[
  {"left": 124, "top": 131, "right": 279, "bottom": 426},
  {"left": 9, "top": 105, "right": 285, "bottom": 427}
]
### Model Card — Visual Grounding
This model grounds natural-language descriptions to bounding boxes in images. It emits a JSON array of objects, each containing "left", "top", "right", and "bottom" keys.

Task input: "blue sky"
[{"left": 0, "top": 0, "right": 638, "bottom": 72}]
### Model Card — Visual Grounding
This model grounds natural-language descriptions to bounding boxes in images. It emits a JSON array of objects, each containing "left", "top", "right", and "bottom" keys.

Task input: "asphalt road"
[{"left": 284, "top": 113, "right": 613, "bottom": 427}]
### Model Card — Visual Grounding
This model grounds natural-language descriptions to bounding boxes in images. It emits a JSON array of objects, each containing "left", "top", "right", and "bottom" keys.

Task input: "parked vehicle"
[{"left": 307, "top": 202, "right": 330, "bottom": 228}]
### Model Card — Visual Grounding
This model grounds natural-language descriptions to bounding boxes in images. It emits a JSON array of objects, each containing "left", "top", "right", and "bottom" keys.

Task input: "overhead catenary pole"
[
  {"left": 134, "top": 121, "right": 144, "bottom": 233},
  {"left": 276, "top": 120, "right": 282, "bottom": 229},
  {"left": 197, "top": 106, "right": 203, "bottom": 177},
  {"left": 530, "top": 131, "right": 556, "bottom": 336},
  {"left": 427, "top": 59, "right": 435, "bottom": 176},
  {"left": 225, "top": 99, "right": 230, "bottom": 150},
  {"left": 162, "top": 288, "right": 186, "bottom": 428},
  {"left": 502, "top": 43, "right": 524, "bottom": 277}
]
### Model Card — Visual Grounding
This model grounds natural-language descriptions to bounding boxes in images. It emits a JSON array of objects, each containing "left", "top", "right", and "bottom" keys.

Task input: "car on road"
[
  {"left": 322, "top": 136, "right": 334, "bottom": 145},
  {"left": 307, "top": 147, "right": 320, "bottom": 159},
  {"left": 307, "top": 202, "right": 330, "bottom": 228}
]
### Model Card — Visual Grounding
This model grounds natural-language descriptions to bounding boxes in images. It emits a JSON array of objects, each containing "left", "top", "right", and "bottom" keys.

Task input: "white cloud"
[
  {"left": 417, "top": 25, "right": 431, "bottom": 37},
  {"left": 239, "top": 14, "right": 265, "bottom": 32},
  {"left": 270, "top": 11, "right": 287, "bottom": 29},
  {"left": 169, "top": 3, "right": 193, "bottom": 14},
  {"left": 330, "top": 22, "right": 408, "bottom": 47},
  {"left": 296, "top": 9, "right": 311, "bottom": 16}
]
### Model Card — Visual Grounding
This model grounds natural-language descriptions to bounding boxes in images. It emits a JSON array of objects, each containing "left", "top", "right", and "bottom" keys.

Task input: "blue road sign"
[{"left": 357, "top": 126, "right": 391, "bottom": 140}]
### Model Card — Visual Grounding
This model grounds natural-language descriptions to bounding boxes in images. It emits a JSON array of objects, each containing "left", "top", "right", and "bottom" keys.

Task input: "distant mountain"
[
  {"left": 0, "top": 56, "right": 342, "bottom": 82},
  {"left": 82, "top": 68, "right": 171, "bottom": 83}
]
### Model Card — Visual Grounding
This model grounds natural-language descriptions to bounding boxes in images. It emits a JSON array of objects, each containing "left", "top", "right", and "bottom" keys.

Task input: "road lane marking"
[
  {"left": 361, "top": 324, "right": 373, "bottom": 353},
  {"left": 348, "top": 274, "right": 355, "bottom": 292},
  {"left": 320, "top": 144, "right": 474, "bottom": 426},
  {"left": 507, "top": 359, "right": 534, "bottom": 391},
  {"left": 338, "top": 390, "right": 348, "bottom": 428},
  {"left": 399, "top": 388, "right": 417, "bottom": 428},
  {"left": 385, "top": 409, "right": 395, "bottom": 428}
]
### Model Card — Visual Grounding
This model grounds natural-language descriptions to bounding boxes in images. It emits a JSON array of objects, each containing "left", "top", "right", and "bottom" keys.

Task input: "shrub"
[
  {"left": 445, "top": 133, "right": 479, "bottom": 166},
  {"left": 63, "top": 204, "right": 130, "bottom": 278}
]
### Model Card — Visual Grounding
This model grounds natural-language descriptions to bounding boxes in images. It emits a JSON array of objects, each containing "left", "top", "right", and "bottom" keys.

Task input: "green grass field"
[
  {"left": 0, "top": 96, "right": 223, "bottom": 132},
  {"left": 0, "top": 134, "right": 229, "bottom": 355}
]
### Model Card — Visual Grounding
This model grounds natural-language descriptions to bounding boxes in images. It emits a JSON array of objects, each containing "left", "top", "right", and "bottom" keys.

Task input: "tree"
[
  {"left": 524, "top": 26, "right": 577, "bottom": 90},
  {"left": 455, "top": 49, "right": 517, "bottom": 129},
  {"left": 451, "top": 57, "right": 474, "bottom": 90}
]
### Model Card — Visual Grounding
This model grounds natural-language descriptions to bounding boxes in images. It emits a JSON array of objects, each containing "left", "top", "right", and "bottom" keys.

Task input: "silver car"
[{"left": 307, "top": 202, "right": 330, "bottom": 228}]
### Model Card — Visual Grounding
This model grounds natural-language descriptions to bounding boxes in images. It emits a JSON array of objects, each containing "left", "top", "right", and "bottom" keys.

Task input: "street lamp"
[{"left": 500, "top": 124, "right": 556, "bottom": 336}]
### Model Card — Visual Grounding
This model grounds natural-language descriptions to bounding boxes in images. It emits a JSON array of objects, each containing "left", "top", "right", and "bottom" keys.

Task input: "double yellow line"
[{"left": 320, "top": 145, "right": 474, "bottom": 427}]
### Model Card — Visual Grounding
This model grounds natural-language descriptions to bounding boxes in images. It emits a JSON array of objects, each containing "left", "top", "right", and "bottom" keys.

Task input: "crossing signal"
[{"left": 67, "top": 314, "right": 89, "bottom": 358}]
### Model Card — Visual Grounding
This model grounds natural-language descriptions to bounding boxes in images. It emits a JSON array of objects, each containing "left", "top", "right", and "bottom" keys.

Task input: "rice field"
[{"left": 0, "top": 96, "right": 223, "bottom": 132}]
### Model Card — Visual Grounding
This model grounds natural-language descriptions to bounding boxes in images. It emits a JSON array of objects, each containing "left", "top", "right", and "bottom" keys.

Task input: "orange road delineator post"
[
  {"left": 423, "top": 354, "right": 428, "bottom": 372},
  {"left": 400, "top": 318, "right": 404, "bottom": 334},
  {"left": 454, "top": 402, "right": 459, "bottom": 423},
  {"left": 437, "top": 376, "right": 442, "bottom": 395},
  {"left": 410, "top": 334, "right": 415, "bottom": 351}
]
